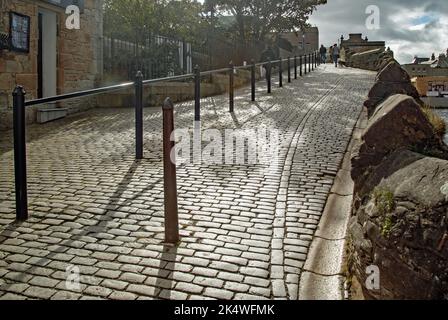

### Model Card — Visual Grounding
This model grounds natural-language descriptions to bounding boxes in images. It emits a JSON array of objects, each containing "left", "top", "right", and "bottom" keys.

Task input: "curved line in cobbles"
[{"left": 267, "top": 76, "right": 346, "bottom": 299}]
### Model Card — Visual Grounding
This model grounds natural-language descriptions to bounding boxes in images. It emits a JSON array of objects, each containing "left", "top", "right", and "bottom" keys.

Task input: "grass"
[
  {"left": 372, "top": 187, "right": 396, "bottom": 238},
  {"left": 421, "top": 104, "right": 447, "bottom": 137},
  {"left": 372, "top": 187, "right": 395, "bottom": 215}
]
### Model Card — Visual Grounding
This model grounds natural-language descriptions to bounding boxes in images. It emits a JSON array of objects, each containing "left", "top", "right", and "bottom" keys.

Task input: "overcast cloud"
[{"left": 309, "top": 0, "right": 448, "bottom": 63}]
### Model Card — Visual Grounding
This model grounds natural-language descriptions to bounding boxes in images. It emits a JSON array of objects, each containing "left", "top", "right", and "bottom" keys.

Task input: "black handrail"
[
  {"left": 24, "top": 59, "right": 292, "bottom": 107},
  {"left": 25, "top": 81, "right": 134, "bottom": 107}
]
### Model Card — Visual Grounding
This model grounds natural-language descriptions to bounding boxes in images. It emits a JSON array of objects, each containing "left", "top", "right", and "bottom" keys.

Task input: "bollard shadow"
[
  {"left": 0, "top": 159, "right": 165, "bottom": 293},
  {"left": 230, "top": 112, "right": 242, "bottom": 129},
  {"left": 0, "top": 220, "right": 23, "bottom": 245},
  {"left": 250, "top": 101, "right": 265, "bottom": 113},
  {"left": 155, "top": 245, "right": 179, "bottom": 299}
]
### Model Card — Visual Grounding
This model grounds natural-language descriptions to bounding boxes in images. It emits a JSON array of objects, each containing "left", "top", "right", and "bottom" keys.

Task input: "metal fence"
[
  {"left": 11, "top": 51, "right": 320, "bottom": 242},
  {"left": 103, "top": 35, "right": 193, "bottom": 81}
]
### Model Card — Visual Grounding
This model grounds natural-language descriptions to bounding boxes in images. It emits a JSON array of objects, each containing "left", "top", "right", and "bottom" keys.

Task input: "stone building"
[
  {"left": 340, "top": 33, "right": 385, "bottom": 55},
  {"left": 338, "top": 33, "right": 386, "bottom": 68},
  {"left": 402, "top": 50, "right": 448, "bottom": 106},
  {"left": 0, "top": 0, "right": 103, "bottom": 130}
]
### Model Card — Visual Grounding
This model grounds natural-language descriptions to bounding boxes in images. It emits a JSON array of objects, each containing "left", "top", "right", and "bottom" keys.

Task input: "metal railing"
[{"left": 11, "top": 51, "right": 321, "bottom": 242}]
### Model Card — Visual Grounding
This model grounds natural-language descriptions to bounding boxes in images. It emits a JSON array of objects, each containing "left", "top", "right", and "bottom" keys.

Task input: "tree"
[
  {"left": 103, "top": 0, "right": 205, "bottom": 45},
  {"left": 214, "top": 0, "right": 327, "bottom": 44}
]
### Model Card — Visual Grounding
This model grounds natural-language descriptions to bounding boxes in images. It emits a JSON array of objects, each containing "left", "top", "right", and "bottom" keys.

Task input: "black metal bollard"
[
  {"left": 12, "top": 86, "right": 28, "bottom": 221},
  {"left": 267, "top": 61, "right": 272, "bottom": 94},
  {"left": 135, "top": 71, "right": 143, "bottom": 160},
  {"left": 194, "top": 65, "right": 201, "bottom": 121},
  {"left": 304, "top": 55, "right": 307, "bottom": 74},
  {"left": 287, "top": 57, "right": 291, "bottom": 83},
  {"left": 311, "top": 54, "right": 314, "bottom": 71},
  {"left": 229, "top": 61, "right": 234, "bottom": 112},
  {"left": 294, "top": 56, "right": 297, "bottom": 80},
  {"left": 300, "top": 56, "right": 303, "bottom": 77},
  {"left": 251, "top": 59, "right": 256, "bottom": 102},
  {"left": 278, "top": 58, "right": 283, "bottom": 88},
  {"left": 162, "top": 98, "right": 180, "bottom": 244}
]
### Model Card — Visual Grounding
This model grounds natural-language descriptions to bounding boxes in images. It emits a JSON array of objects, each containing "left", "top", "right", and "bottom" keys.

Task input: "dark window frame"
[{"left": 9, "top": 11, "right": 31, "bottom": 53}]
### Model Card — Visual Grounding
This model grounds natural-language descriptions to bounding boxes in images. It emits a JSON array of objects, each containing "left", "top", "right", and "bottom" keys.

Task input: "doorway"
[{"left": 37, "top": 9, "right": 57, "bottom": 99}]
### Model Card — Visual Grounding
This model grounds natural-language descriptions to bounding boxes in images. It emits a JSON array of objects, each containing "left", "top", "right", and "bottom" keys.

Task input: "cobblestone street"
[{"left": 0, "top": 65, "right": 375, "bottom": 300}]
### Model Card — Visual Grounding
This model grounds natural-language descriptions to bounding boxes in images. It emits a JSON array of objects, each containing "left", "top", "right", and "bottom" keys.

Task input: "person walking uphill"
[
  {"left": 319, "top": 45, "right": 327, "bottom": 64},
  {"left": 333, "top": 44, "right": 340, "bottom": 67}
]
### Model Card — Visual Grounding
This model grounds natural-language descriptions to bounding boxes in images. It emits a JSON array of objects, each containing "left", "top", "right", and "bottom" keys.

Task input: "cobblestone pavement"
[{"left": 0, "top": 65, "right": 375, "bottom": 300}]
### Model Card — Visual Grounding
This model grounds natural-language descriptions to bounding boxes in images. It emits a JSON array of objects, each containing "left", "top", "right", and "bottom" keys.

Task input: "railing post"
[
  {"left": 312, "top": 54, "right": 314, "bottom": 71},
  {"left": 294, "top": 56, "right": 297, "bottom": 80},
  {"left": 162, "top": 97, "right": 179, "bottom": 244},
  {"left": 13, "top": 86, "right": 28, "bottom": 221},
  {"left": 278, "top": 58, "right": 283, "bottom": 88},
  {"left": 135, "top": 71, "right": 143, "bottom": 160},
  {"left": 194, "top": 65, "right": 201, "bottom": 121},
  {"left": 300, "top": 56, "right": 303, "bottom": 77},
  {"left": 229, "top": 61, "right": 234, "bottom": 113},
  {"left": 304, "top": 55, "right": 307, "bottom": 75},
  {"left": 267, "top": 61, "right": 272, "bottom": 94},
  {"left": 287, "top": 56, "right": 291, "bottom": 83},
  {"left": 251, "top": 59, "right": 256, "bottom": 102}
]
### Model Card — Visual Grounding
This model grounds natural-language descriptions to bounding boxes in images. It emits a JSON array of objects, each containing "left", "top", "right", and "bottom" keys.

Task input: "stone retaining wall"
[{"left": 348, "top": 54, "right": 448, "bottom": 300}]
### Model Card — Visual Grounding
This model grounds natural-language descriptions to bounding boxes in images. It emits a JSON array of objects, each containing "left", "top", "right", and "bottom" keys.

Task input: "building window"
[{"left": 9, "top": 12, "right": 30, "bottom": 53}]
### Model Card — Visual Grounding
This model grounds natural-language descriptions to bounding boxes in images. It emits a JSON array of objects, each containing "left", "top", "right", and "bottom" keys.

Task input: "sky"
[{"left": 309, "top": 0, "right": 448, "bottom": 64}]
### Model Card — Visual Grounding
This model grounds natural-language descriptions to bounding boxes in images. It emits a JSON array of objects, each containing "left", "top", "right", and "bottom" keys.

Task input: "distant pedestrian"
[
  {"left": 329, "top": 46, "right": 334, "bottom": 63},
  {"left": 319, "top": 45, "right": 327, "bottom": 64},
  {"left": 333, "top": 44, "right": 340, "bottom": 67}
]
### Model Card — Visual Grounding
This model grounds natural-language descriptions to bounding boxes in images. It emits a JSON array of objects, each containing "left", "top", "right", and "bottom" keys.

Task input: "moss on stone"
[{"left": 372, "top": 187, "right": 395, "bottom": 215}]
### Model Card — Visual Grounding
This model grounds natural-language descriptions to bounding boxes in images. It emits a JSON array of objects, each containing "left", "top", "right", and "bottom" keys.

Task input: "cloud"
[{"left": 309, "top": 0, "right": 448, "bottom": 63}]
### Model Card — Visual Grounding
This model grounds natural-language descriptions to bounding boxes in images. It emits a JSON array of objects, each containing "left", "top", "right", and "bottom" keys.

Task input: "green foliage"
[
  {"left": 104, "top": 0, "right": 327, "bottom": 47},
  {"left": 372, "top": 187, "right": 395, "bottom": 215},
  {"left": 372, "top": 187, "right": 396, "bottom": 238},
  {"left": 382, "top": 215, "right": 394, "bottom": 238},
  {"left": 213, "top": 0, "right": 327, "bottom": 43},
  {"left": 104, "top": 0, "right": 205, "bottom": 44}
]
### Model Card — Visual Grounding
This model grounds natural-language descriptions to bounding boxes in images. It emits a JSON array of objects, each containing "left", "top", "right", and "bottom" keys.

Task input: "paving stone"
[
  {"left": 204, "top": 288, "right": 234, "bottom": 300},
  {"left": 23, "top": 286, "right": 57, "bottom": 299},
  {"left": 109, "top": 291, "right": 137, "bottom": 300}
]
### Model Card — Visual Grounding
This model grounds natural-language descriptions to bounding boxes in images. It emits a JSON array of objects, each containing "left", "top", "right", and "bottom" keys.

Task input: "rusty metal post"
[
  {"left": 194, "top": 65, "right": 201, "bottom": 121},
  {"left": 229, "top": 61, "right": 234, "bottom": 112},
  {"left": 251, "top": 59, "right": 256, "bottom": 102},
  {"left": 12, "top": 86, "right": 28, "bottom": 221},
  {"left": 135, "top": 71, "right": 143, "bottom": 160},
  {"left": 162, "top": 98, "right": 179, "bottom": 244}
]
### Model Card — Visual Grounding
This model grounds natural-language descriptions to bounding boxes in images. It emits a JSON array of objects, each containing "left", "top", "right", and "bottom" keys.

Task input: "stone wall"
[
  {"left": 96, "top": 68, "right": 261, "bottom": 108},
  {"left": 348, "top": 54, "right": 448, "bottom": 300},
  {"left": 0, "top": 0, "right": 103, "bottom": 130}
]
